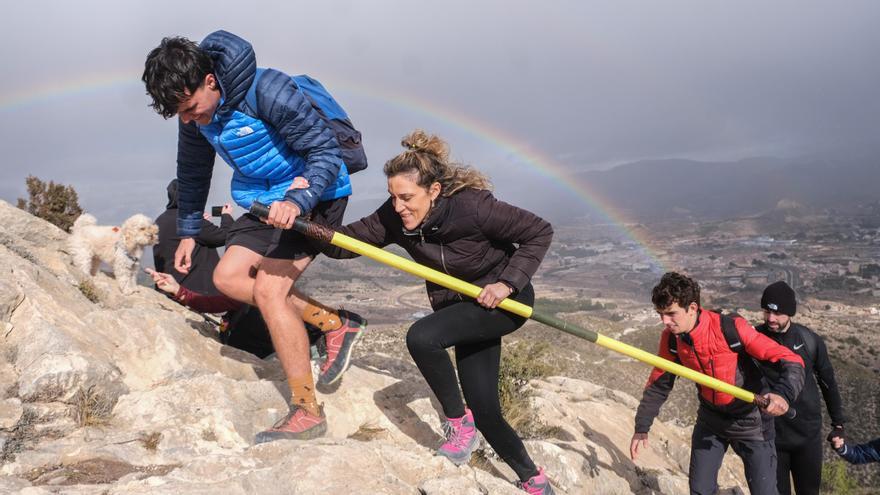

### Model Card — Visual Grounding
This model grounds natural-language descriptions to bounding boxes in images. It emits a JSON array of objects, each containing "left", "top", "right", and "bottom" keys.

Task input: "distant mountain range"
[{"left": 515, "top": 149, "right": 880, "bottom": 224}]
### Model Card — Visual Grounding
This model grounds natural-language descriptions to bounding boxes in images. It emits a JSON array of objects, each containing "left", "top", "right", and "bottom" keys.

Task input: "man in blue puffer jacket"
[{"left": 143, "top": 30, "right": 366, "bottom": 443}]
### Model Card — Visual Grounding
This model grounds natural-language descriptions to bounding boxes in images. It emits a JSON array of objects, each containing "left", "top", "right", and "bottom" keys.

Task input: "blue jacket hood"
[{"left": 199, "top": 30, "right": 256, "bottom": 116}]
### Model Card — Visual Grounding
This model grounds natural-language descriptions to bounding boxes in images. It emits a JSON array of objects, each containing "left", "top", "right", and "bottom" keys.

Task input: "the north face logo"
[{"left": 236, "top": 126, "right": 254, "bottom": 137}]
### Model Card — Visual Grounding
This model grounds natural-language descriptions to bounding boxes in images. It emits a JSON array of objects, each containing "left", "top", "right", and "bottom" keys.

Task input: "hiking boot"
[
  {"left": 317, "top": 310, "right": 366, "bottom": 387},
  {"left": 516, "top": 468, "right": 555, "bottom": 495},
  {"left": 437, "top": 408, "right": 479, "bottom": 465},
  {"left": 254, "top": 405, "right": 327, "bottom": 444}
]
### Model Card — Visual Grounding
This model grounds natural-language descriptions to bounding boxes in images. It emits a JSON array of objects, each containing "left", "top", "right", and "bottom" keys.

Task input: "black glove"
[{"left": 826, "top": 425, "right": 845, "bottom": 443}]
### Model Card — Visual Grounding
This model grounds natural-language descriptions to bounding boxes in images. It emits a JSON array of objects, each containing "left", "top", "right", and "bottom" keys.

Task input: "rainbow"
[
  {"left": 0, "top": 70, "right": 142, "bottom": 111},
  {"left": 0, "top": 69, "right": 669, "bottom": 271}
]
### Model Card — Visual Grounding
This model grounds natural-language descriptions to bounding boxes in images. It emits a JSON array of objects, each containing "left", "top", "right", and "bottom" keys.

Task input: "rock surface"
[{"left": 0, "top": 200, "right": 748, "bottom": 493}]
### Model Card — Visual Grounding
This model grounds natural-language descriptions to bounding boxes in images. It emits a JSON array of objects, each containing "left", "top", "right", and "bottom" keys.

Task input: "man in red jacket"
[{"left": 630, "top": 272, "right": 805, "bottom": 495}]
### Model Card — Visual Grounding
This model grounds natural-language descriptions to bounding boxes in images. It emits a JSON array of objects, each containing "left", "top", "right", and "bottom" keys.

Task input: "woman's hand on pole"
[{"left": 477, "top": 282, "right": 513, "bottom": 309}]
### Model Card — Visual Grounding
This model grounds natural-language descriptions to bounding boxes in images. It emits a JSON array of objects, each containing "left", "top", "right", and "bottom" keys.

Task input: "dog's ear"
[{"left": 122, "top": 226, "right": 138, "bottom": 253}]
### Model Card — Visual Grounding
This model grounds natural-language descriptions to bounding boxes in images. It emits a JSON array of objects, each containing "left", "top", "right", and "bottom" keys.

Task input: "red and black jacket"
[{"left": 635, "top": 309, "right": 805, "bottom": 440}]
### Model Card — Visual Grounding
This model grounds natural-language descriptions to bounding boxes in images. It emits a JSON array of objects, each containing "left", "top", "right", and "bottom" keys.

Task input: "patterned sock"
[
  {"left": 302, "top": 298, "right": 343, "bottom": 332},
  {"left": 288, "top": 373, "right": 321, "bottom": 416}
]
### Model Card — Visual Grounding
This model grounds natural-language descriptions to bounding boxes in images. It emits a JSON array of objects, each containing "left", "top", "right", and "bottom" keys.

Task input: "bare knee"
[
  {"left": 212, "top": 266, "right": 237, "bottom": 297},
  {"left": 253, "top": 279, "right": 290, "bottom": 310}
]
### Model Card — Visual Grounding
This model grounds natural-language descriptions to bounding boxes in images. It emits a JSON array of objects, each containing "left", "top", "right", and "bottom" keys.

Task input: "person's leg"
[
  {"left": 688, "top": 421, "right": 729, "bottom": 495},
  {"left": 775, "top": 447, "right": 793, "bottom": 495},
  {"left": 789, "top": 434, "right": 822, "bottom": 495},
  {"left": 254, "top": 256, "right": 315, "bottom": 405},
  {"left": 405, "top": 306, "right": 468, "bottom": 419},
  {"left": 252, "top": 255, "right": 328, "bottom": 443},
  {"left": 213, "top": 245, "right": 263, "bottom": 305},
  {"left": 731, "top": 438, "right": 778, "bottom": 495},
  {"left": 457, "top": 338, "right": 538, "bottom": 481},
  {"left": 215, "top": 223, "right": 360, "bottom": 385}
]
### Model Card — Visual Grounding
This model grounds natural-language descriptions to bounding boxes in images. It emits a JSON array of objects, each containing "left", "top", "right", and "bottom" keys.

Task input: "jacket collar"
[
  {"left": 200, "top": 30, "right": 257, "bottom": 116},
  {"left": 401, "top": 195, "right": 449, "bottom": 239}
]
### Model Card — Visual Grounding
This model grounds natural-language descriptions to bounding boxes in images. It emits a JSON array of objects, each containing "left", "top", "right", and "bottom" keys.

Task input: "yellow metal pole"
[{"left": 278, "top": 214, "right": 764, "bottom": 406}]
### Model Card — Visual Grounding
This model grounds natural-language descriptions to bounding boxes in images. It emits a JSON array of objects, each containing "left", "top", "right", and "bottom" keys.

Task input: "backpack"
[{"left": 245, "top": 69, "right": 368, "bottom": 174}]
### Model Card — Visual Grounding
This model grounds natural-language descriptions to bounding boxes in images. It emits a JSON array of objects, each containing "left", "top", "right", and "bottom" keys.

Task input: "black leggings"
[{"left": 405, "top": 284, "right": 538, "bottom": 481}]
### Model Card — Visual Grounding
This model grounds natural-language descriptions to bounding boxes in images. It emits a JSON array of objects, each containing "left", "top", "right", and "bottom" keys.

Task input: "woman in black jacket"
[{"left": 323, "top": 130, "right": 555, "bottom": 494}]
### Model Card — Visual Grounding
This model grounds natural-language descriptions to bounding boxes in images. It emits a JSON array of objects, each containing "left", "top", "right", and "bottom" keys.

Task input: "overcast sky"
[{"left": 1, "top": 0, "right": 878, "bottom": 224}]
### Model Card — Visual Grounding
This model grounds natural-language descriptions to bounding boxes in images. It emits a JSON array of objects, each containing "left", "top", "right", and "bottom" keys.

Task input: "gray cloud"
[{"left": 2, "top": 0, "right": 878, "bottom": 223}]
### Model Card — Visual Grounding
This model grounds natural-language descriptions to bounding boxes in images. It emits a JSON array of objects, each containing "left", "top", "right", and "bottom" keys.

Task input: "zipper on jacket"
[
  {"left": 708, "top": 358, "right": 717, "bottom": 404},
  {"left": 439, "top": 242, "right": 450, "bottom": 274},
  {"left": 687, "top": 341, "right": 713, "bottom": 403},
  {"left": 438, "top": 242, "right": 463, "bottom": 301}
]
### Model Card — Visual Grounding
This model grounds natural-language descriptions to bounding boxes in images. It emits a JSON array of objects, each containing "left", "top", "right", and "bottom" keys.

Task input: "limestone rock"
[{"left": 0, "top": 200, "right": 751, "bottom": 494}]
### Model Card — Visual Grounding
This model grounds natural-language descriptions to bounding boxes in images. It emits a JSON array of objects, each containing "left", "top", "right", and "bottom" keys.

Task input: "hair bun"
[{"left": 401, "top": 129, "right": 449, "bottom": 161}]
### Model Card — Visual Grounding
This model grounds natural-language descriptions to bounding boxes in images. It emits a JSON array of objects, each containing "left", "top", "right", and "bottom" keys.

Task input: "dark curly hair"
[
  {"left": 142, "top": 36, "right": 214, "bottom": 119},
  {"left": 651, "top": 272, "right": 701, "bottom": 310}
]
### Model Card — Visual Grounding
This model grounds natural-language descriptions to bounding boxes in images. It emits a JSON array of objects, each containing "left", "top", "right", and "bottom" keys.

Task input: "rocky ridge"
[{"left": 0, "top": 200, "right": 747, "bottom": 494}]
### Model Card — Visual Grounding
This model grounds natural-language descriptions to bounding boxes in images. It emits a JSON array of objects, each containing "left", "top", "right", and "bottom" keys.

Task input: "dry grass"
[
  {"left": 348, "top": 423, "right": 388, "bottom": 442},
  {"left": 139, "top": 432, "right": 162, "bottom": 451},
  {"left": 70, "top": 386, "right": 113, "bottom": 427},
  {"left": 200, "top": 428, "right": 217, "bottom": 442},
  {"left": 77, "top": 279, "right": 100, "bottom": 303},
  {"left": 0, "top": 409, "right": 39, "bottom": 462}
]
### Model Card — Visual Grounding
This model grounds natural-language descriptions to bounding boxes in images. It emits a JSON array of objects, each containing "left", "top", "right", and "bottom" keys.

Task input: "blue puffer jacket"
[
  {"left": 176, "top": 30, "right": 351, "bottom": 237},
  {"left": 837, "top": 437, "right": 880, "bottom": 465}
]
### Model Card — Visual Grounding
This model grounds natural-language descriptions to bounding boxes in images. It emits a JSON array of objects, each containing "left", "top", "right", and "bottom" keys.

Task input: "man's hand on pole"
[
  {"left": 761, "top": 393, "right": 790, "bottom": 416},
  {"left": 266, "top": 200, "right": 301, "bottom": 230},
  {"left": 174, "top": 237, "right": 196, "bottom": 274}
]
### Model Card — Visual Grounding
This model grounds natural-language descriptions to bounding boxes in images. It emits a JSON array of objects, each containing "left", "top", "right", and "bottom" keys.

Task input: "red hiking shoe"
[
  {"left": 317, "top": 310, "right": 366, "bottom": 387},
  {"left": 254, "top": 405, "right": 327, "bottom": 444}
]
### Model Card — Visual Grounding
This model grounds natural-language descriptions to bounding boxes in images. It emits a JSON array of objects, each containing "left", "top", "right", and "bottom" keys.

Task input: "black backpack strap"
[
  {"left": 720, "top": 315, "right": 745, "bottom": 354},
  {"left": 667, "top": 331, "right": 679, "bottom": 362},
  {"left": 797, "top": 325, "right": 818, "bottom": 366}
]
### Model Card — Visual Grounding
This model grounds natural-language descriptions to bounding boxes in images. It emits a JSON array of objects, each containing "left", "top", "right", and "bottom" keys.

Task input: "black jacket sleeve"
[
  {"left": 812, "top": 332, "right": 847, "bottom": 426},
  {"left": 196, "top": 219, "right": 228, "bottom": 248},
  {"left": 475, "top": 191, "right": 554, "bottom": 292}
]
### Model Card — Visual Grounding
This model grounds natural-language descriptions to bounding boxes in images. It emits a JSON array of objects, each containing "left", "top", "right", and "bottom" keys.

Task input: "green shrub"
[
  {"left": 499, "top": 341, "right": 555, "bottom": 438},
  {"left": 16, "top": 175, "right": 83, "bottom": 232},
  {"left": 821, "top": 460, "right": 857, "bottom": 495}
]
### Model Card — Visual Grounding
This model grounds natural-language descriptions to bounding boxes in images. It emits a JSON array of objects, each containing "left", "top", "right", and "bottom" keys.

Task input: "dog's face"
[{"left": 120, "top": 214, "right": 159, "bottom": 252}]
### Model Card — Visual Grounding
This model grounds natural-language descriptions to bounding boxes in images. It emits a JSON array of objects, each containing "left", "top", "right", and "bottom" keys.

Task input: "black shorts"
[{"left": 226, "top": 197, "right": 348, "bottom": 260}]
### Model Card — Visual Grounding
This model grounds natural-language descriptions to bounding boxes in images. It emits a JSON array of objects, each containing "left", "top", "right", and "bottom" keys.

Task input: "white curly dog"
[{"left": 69, "top": 213, "right": 159, "bottom": 294}]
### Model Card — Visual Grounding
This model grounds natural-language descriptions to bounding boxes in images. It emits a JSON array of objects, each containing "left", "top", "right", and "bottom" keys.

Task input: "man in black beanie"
[{"left": 756, "top": 280, "right": 847, "bottom": 495}]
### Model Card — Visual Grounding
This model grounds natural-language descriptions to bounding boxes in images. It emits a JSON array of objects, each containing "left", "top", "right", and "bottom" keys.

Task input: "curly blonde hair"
[{"left": 383, "top": 130, "right": 491, "bottom": 196}]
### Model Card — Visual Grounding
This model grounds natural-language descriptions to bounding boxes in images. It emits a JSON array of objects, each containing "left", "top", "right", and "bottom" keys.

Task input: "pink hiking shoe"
[
  {"left": 436, "top": 408, "right": 479, "bottom": 465},
  {"left": 517, "top": 467, "right": 555, "bottom": 495}
]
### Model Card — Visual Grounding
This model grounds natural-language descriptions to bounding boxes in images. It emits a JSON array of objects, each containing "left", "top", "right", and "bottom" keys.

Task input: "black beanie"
[{"left": 761, "top": 281, "right": 796, "bottom": 317}]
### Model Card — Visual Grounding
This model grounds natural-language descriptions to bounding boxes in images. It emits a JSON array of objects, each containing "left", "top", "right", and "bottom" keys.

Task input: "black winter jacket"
[
  {"left": 323, "top": 188, "right": 553, "bottom": 310},
  {"left": 757, "top": 322, "right": 846, "bottom": 449}
]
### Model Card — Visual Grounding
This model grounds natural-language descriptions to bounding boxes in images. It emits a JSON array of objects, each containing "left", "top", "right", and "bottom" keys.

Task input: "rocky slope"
[{"left": 0, "top": 200, "right": 748, "bottom": 494}]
